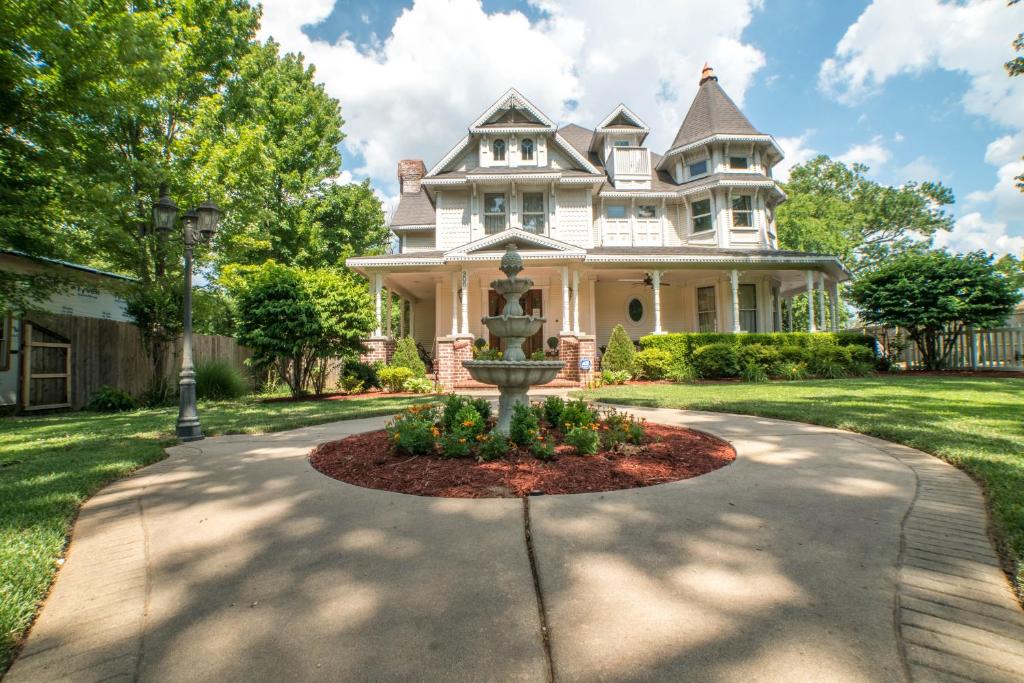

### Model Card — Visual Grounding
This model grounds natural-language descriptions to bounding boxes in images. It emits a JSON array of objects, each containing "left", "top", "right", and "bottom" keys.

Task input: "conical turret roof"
[{"left": 670, "top": 64, "right": 762, "bottom": 150}]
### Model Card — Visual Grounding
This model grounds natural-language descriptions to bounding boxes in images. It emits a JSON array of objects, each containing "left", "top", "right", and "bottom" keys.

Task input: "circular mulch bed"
[{"left": 309, "top": 424, "right": 735, "bottom": 498}]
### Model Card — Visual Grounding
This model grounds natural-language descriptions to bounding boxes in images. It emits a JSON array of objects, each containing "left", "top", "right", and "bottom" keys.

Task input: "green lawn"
[
  {"left": 0, "top": 394, "right": 429, "bottom": 672},
  {"left": 581, "top": 376, "right": 1024, "bottom": 597}
]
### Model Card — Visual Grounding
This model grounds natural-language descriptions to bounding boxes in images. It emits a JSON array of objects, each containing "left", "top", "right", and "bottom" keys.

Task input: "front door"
[{"left": 488, "top": 289, "right": 544, "bottom": 356}]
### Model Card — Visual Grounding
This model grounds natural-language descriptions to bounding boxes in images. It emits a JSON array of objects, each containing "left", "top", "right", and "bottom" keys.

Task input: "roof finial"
[{"left": 699, "top": 62, "right": 717, "bottom": 85}]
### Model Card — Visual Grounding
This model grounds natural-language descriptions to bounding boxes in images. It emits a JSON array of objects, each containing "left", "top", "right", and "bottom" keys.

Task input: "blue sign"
[{"left": 579, "top": 357, "right": 592, "bottom": 372}]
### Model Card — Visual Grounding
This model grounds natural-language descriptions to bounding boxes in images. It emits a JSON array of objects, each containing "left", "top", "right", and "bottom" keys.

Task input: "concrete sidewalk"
[{"left": 7, "top": 410, "right": 1024, "bottom": 682}]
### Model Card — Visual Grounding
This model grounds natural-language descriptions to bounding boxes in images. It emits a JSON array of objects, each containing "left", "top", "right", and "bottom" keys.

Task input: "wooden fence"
[
  {"left": 862, "top": 325, "right": 1024, "bottom": 371},
  {"left": 23, "top": 312, "right": 251, "bottom": 410}
]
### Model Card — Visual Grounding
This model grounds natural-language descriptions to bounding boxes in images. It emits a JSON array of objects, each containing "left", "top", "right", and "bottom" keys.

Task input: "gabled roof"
[
  {"left": 470, "top": 88, "right": 555, "bottom": 132},
  {"left": 595, "top": 104, "right": 649, "bottom": 134},
  {"left": 669, "top": 76, "right": 761, "bottom": 150},
  {"left": 389, "top": 192, "right": 436, "bottom": 228},
  {"left": 445, "top": 229, "right": 586, "bottom": 258}
]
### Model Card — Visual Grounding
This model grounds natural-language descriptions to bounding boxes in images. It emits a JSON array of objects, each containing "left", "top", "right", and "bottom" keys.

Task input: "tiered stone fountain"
[{"left": 463, "top": 243, "right": 564, "bottom": 433}]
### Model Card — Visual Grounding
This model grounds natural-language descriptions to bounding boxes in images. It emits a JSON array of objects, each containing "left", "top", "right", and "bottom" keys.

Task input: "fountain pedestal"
[{"left": 461, "top": 243, "right": 564, "bottom": 434}]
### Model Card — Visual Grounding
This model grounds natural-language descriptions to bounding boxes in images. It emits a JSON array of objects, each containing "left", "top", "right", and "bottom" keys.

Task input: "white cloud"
[
  {"left": 837, "top": 136, "right": 891, "bottom": 170},
  {"left": 774, "top": 132, "right": 818, "bottom": 181},
  {"left": 897, "top": 155, "right": 945, "bottom": 183},
  {"left": 256, "top": 0, "right": 767, "bottom": 195},
  {"left": 935, "top": 212, "right": 1024, "bottom": 256},
  {"left": 964, "top": 133, "right": 1024, "bottom": 226}
]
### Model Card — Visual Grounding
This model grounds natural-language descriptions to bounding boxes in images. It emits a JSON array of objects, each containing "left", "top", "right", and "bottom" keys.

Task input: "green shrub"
[
  {"left": 86, "top": 385, "right": 136, "bottom": 412},
  {"left": 386, "top": 406, "right": 438, "bottom": 455},
  {"left": 774, "top": 361, "right": 809, "bottom": 381},
  {"left": 194, "top": 360, "right": 248, "bottom": 400},
  {"left": 633, "top": 348, "right": 672, "bottom": 380},
  {"left": 602, "top": 324, "right": 636, "bottom": 374},
  {"left": 547, "top": 336, "right": 559, "bottom": 351},
  {"left": 439, "top": 432, "right": 474, "bottom": 458},
  {"left": 601, "top": 369, "right": 631, "bottom": 385},
  {"left": 560, "top": 399, "right": 597, "bottom": 430},
  {"left": 740, "top": 362, "right": 770, "bottom": 383},
  {"left": 668, "top": 365, "right": 697, "bottom": 383},
  {"left": 737, "top": 344, "right": 781, "bottom": 373},
  {"left": 529, "top": 350, "right": 546, "bottom": 360},
  {"left": 340, "top": 376, "right": 364, "bottom": 394},
  {"left": 847, "top": 346, "right": 877, "bottom": 376},
  {"left": 441, "top": 394, "right": 492, "bottom": 432},
  {"left": 565, "top": 424, "right": 600, "bottom": 455},
  {"left": 473, "top": 346, "right": 502, "bottom": 360},
  {"left": 477, "top": 431, "right": 510, "bottom": 462},
  {"left": 601, "top": 408, "right": 646, "bottom": 446},
  {"left": 529, "top": 435, "right": 555, "bottom": 460},
  {"left": 378, "top": 366, "right": 414, "bottom": 392},
  {"left": 691, "top": 343, "right": 740, "bottom": 379},
  {"left": 391, "top": 336, "right": 427, "bottom": 377},
  {"left": 808, "top": 345, "right": 851, "bottom": 379},
  {"left": 777, "top": 345, "right": 810, "bottom": 364},
  {"left": 510, "top": 402, "right": 541, "bottom": 446},
  {"left": 542, "top": 396, "right": 565, "bottom": 427},
  {"left": 402, "top": 377, "right": 434, "bottom": 394},
  {"left": 451, "top": 404, "right": 485, "bottom": 438},
  {"left": 343, "top": 361, "right": 379, "bottom": 390}
]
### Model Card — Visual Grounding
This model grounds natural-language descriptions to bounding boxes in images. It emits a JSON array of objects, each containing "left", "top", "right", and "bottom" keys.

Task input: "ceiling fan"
[{"left": 617, "top": 275, "right": 670, "bottom": 288}]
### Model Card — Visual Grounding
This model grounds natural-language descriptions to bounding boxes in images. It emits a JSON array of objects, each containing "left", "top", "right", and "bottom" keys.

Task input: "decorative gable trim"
[
  {"left": 658, "top": 134, "right": 783, "bottom": 168},
  {"left": 595, "top": 103, "right": 650, "bottom": 133},
  {"left": 445, "top": 229, "right": 586, "bottom": 257},
  {"left": 469, "top": 88, "right": 555, "bottom": 131},
  {"left": 426, "top": 135, "right": 471, "bottom": 177},
  {"left": 552, "top": 133, "right": 601, "bottom": 174}
]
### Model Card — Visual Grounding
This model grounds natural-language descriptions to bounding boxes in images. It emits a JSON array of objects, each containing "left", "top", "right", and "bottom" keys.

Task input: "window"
[
  {"left": 729, "top": 156, "right": 749, "bottom": 170},
  {"left": 521, "top": 138, "right": 534, "bottom": 161},
  {"left": 484, "top": 193, "right": 507, "bottom": 234},
  {"left": 637, "top": 204, "right": 657, "bottom": 219},
  {"left": 492, "top": 139, "right": 506, "bottom": 161},
  {"left": 613, "top": 139, "right": 631, "bottom": 147},
  {"left": 0, "top": 314, "right": 10, "bottom": 372},
  {"left": 697, "top": 286, "right": 717, "bottom": 332},
  {"left": 688, "top": 159, "right": 708, "bottom": 177},
  {"left": 521, "top": 192, "right": 545, "bottom": 234},
  {"left": 691, "top": 198, "right": 713, "bottom": 233},
  {"left": 739, "top": 284, "right": 758, "bottom": 332},
  {"left": 732, "top": 195, "right": 753, "bottom": 227},
  {"left": 606, "top": 204, "right": 627, "bottom": 219},
  {"left": 628, "top": 298, "right": 644, "bottom": 323}
]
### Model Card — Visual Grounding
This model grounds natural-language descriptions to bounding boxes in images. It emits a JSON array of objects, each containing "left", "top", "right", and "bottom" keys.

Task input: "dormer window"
[
  {"left": 729, "top": 156, "right": 750, "bottom": 170},
  {"left": 521, "top": 139, "right": 534, "bottom": 161},
  {"left": 492, "top": 139, "right": 506, "bottom": 161},
  {"left": 688, "top": 159, "right": 708, "bottom": 177},
  {"left": 613, "top": 140, "right": 631, "bottom": 147},
  {"left": 732, "top": 195, "right": 753, "bottom": 227}
]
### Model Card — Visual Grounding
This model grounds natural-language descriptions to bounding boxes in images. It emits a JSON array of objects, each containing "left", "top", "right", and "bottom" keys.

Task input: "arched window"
[
  {"left": 627, "top": 298, "right": 644, "bottom": 323},
  {"left": 520, "top": 138, "right": 534, "bottom": 161},
  {"left": 492, "top": 139, "right": 506, "bottom": 161}
]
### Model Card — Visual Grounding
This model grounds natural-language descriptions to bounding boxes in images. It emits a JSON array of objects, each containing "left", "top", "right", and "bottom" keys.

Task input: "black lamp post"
[{"left": 151, "top": 187, "right": 222, "bottom": 441}]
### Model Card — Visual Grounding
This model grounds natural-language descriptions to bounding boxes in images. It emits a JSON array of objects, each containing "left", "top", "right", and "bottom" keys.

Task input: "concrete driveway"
[{"left": 7, "top": 408, "right": 1024, "bottom": 682}]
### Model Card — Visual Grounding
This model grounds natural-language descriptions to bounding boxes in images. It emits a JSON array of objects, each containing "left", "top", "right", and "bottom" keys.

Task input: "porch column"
[
  {"left": 806, "top": 271, "right": 816, "bottom": 332},
  {"left": 786, "top": 297, "right": 793, "bottom": 332},
  {"left": 651, "top": 270, "right": 664, "bottom": 334},
  {"left": 561, "top": 266, "right": 570, "bottom": 334},
  {"left": 774, "top": 288, "right": 783, "bottom": 332},
  {"left": 460, "top": 269, "right": 469, "bottom": 336},
  {"left": 730, "top": 269, "right": 741, "bottom": 333},
  {"left": 830, "top": 282, "right": 840, "bottom": 332},
  {"left": 409, "top": 300, "right": 416, "bottom": 338},
  {"left": 384, "top": 288, "right": 393, "bottom": 337},
  {"left": 372, "top": 272, "right": 383, "bottom": 337},
  {"left": 450, "top": 271, "right": 459, "bottom": 336},
  {"left": 817, "top": 274, "right": 827, "bottom": 332},
  {"left": 572, "top": 270, "right": 580, "bottom": 333}
]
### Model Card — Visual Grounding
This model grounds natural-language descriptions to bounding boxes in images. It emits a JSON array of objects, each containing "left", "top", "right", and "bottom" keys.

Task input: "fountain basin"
[
  {"left": 463, "top": 360, "right": 564, "bottom": 433},
  {"left": 481, "top": 315, "right": 543, "bottom": 340}
]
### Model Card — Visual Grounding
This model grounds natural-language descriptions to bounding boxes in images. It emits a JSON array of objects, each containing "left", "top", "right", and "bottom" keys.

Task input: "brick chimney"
[{"left": 398, "top": 159, "right": 427, "bottom": 194}]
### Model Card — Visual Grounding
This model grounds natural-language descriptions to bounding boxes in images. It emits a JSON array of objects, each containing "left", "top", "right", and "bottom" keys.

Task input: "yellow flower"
[
  {"left": 458, "top": 438, "right": 466, "bottom": 444},
  {"left": 431, "top": 427, "right": 440, "bottom": 437}
]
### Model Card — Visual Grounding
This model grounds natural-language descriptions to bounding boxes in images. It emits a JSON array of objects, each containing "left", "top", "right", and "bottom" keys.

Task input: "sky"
[{"left": 254, "top": 0, "right": 1024, "bottom": 256}]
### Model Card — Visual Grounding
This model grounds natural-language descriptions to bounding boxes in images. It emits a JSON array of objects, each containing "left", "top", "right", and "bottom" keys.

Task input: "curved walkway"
[{"left": 7, "top": 409, "right": 1023, "bottom": 682}]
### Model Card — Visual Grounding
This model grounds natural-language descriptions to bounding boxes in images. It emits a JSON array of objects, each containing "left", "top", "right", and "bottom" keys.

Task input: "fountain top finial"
[{"left": 500, "top": 243, "right": 523, "bottom": 279}]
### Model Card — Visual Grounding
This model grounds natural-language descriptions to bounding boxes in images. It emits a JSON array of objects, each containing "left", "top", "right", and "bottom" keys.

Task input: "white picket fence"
[{"left": 900, "top": 326, "right": 1024, "bottom": 370}]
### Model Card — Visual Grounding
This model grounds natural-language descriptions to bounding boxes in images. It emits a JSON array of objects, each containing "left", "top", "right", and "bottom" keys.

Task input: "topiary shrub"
[
  {"left": 603, "top": 324, "right": 636, "bottom": 374},
  {"left": 194, "top": 360, "right": 248, "bottom": 400},
  {"left": 378, "top": 366, "right": 414, "bottom": 392},
  {"left": 86, "top": 385, "right": 136, "bottom": 412},
  {"left": 547, "top": 336, "right": 559, "bottom": 351},
  {"left": 691, "top": 343, "right": 740, "bottom": 379},
  {"left": 633, "top": 348, "right": 672, "bottom": 380},
  {"left": 391, "top": 336, "right": 426, "bottom": 377}
]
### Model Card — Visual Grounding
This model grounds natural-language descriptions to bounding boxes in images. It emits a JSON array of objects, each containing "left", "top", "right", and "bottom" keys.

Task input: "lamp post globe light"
[{"left": 151, "top": 187, "right": 222, "bottom": 441}]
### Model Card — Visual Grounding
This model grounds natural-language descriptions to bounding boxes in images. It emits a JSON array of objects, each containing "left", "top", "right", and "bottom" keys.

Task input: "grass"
[
  {"left": 581, "top": 375, "right": 1024, "bottom": 596},
  {"left": 0, "top": 394, "right": 429, "bottom": 672}
]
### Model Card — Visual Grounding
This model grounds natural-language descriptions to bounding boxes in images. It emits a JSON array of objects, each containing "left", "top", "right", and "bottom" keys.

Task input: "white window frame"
[
  {"left": 688, "top": 159, "right": 709, "bottom": 178},
  {"left": 696, "top": 286, "right": 717, "bottom": 333},
  {"left": 625, "top": 296, "right": 647, "bottom": 327},
  {"left": 691, "top": 198, "right": 713, "bottom": 233},
  {"left": 606, "top": 203, "right": 627, "bottom": 220},
  {"left": 521, "top": 191, "right": 545, "bottom": 234},
  {"left": 728, "top": 155, "right": 750, "bottom": 170},
  {"left": 738, "top": 283, "right": 758, "bottom": 333},
  {"left": 491, "top": 139, "right": 506, "bottom": 162},
  {"left": 732, "top": 194, "right": 754, "bottom": 228},
  {"left": 483, "top": 192, "right": 507, "bottom": 234},
  {"left": 636, "top": 204, "right": 657, "bottom": 219},
  {"left": 612, "top": 139, "right": 631, "bottom": 147},
  {"left": 520, "top": 138, "right": 534, "bottom": 161}
]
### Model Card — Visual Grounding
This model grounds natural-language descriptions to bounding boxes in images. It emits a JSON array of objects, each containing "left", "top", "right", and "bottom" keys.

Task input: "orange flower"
[
  {"left": 430, "top": 427, "right": 440, "bottom": 437},
  {"left": 462, "top": 419, "right": 475, "bottom": 427},
  {"left": 458, "top": 437, "right": 466, "bottom": 444}
]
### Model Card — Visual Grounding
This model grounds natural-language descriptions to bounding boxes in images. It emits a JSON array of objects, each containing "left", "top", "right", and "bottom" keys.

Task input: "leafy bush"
[
  {"left": 195, "top": 360, "right": 248, "bottom": 400},
  {"left": 529, "top": 350, "right": 546, "bottom": 361},
  {"left": 633, "top": 348, "right": 672, "bottom": 380},
  {"left": 529, "top": 434, "right": 555, "bottom": 460},
  {"left": 601, "top": 408, "right": 646, "bottom": 447},
  {"left": 740, "top": 362, "right": 770, "bottom": 383},
  {"left": 473, "top": 346, "right": 502, "bottom": 360},
  {"left": 774, "top": 362, "right": 809, "bottom": 381},
  {"left": 378, "top": 366, "right": 414, "bottom": 392},
  {"left": 808, "top": 345, "right": 851, "bottom": 379},
  {"left": 565, "top": 424, "right": 600, "bottom": 455},
  {"left": 441, "top": 394, "right": 492, "bottom": 432},
  {"left": 737, "top": 344, "right": 781, "bottom": 373},
  {"left": 542, "top": 396, "right": 565, "bottom": 427},
  {"left": 691, "top": 343, "right": 740, "bottom": 379},
  {"left": 477, "top": 432, "right": 510, "bottom": 462},
  {"left": 510, "top": 402, "right": 541, "bottom": 446},
  {"left": 402, "top": 377, "right": 434, "bottom": 394},
  {"left": 343, "top": 360, "right": 379, "bottom": 390},
  {"left": 602, "top": 324, "right": 636, "bottom": 374},
  {"left": 668, "top": 365, "right": 697, "bottom": 383},
  {"left": 439, "top": 432, "right": 474, "bottom": 458},
  {"left": 386, "top": 406, "right": 439, "bottom": 455},
  {"left": 547, "top": 336, "right": 559, "bottom": 351},
  {"left": 601, "top": 369, "right": 631, "bottom": 385},
  {"left": 776, "top": 345, "right": 810, "bottom": 364},
  {"left": 847, "top": 346, "right": 877, "bottom": 376},
  {"left": 391, "top": 336, "right": 426, "bottom": 377},
  {"left": 451, "top": 404, "right": 485, "bottom": 439},
  {"left": 560, "top": 399, "right": 597, "bottom": 431},
  {"left": 86, "top": 385, "right": 136, "bottom": 412}
]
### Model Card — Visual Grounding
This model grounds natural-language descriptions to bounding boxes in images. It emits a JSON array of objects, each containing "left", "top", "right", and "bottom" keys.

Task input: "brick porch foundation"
[
  {"left": 434, "top": 335, "right": 475, "bottom": 390},
  {"left": 556, "top": 333, "right": 598, "bottom": 387},
  {"left": 360, "top": 337, "right": 395, "bottom": 366}
]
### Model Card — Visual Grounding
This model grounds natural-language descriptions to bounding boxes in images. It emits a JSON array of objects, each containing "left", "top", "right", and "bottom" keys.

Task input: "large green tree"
[
  {"left": 778, "top": 156, "right": 954, "bottom": 273},
  {"left": 1007, "top": 0, "right": 1023, "bottom": 190},
  {"left": 849, "top": 250, "right": 1020, "bottom": 370}
]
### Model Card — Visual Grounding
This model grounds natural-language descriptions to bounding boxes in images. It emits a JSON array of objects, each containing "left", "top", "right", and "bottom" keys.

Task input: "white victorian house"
[{"left": 346, "top": 65, "right": 849, "bottom": 387}]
